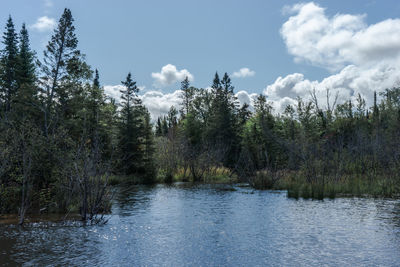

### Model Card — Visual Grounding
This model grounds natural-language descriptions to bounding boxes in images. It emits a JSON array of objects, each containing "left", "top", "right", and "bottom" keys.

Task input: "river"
[{"left": 1, "top": 183, "right": 400, "bottom": 266}]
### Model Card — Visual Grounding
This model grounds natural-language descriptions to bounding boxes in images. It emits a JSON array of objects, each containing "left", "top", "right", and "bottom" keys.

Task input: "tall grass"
[{"left": 250, "top": 169, "right": 400, "bottom": 199}]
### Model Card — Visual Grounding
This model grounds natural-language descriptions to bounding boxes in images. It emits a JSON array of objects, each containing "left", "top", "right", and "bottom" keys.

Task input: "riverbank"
[
  {"left": 2, "top": 169, "right": 399, "bottom": 223},
  {"left": 109, "top": 166, "right": 239, "bottom": 185},
  {"left": 109, "top": 168, "right": 400, "bottom": 200}
]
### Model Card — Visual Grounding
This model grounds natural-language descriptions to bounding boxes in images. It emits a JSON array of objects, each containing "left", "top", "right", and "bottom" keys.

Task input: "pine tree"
[
  {"left": 15, "top": 23, "right": 37, "bottom": 118},
  {"left": 87, "top": 69, "right": 104, "bottom": 145},
  {"left": 155, "top": 117, "right": 163, "bottom": 136},
  {"left": 16, "top": 24, "right": 36, "bottom": 88},
  {"left": 221, "top": 72, "right": 234, "bottom": 95},
  {"left": 118, "top": 72, "right": 143, "bottom": 175},
  {"left": 161, "top": 116, "right": 169, "bottom": 136},
  {"left": 211, "top": 72, "right": 221, "bottom": 92},
  {"left": 40, "top": 8, "right": 83, "bottom": 135},
  {"left": 180, "top": 76, "right": 194, "bottom": 117},
  {"left": 0, "top": 16, "right": 19, "bottom": 112},
  {"left": 93, "top": 69, "right": 100, "bottom": 88},
  {"left": 142, "top": 109, "right": 156, "bottom": 182},
  {"left": 373, "top": 91, "right": 379, "bottom": 121},
  {"left": 207, "top": 72, "right": 239, "bottom": 166}
]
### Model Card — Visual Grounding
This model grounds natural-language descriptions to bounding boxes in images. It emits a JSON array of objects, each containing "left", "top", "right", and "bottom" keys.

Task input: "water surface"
[{"left": 1, "top": 183, "right": 400, "bottom": 266}]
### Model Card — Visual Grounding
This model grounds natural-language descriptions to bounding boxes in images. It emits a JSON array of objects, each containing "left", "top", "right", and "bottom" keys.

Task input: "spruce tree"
[
  {"left": 180, "top": 76, "right": 194, "bottom": 117},
  {"left": 40, "top": 8, "right": 82, "bottom": 135},
  {"left": 15, "top": 23, "right": 37, "bottom": 118},
  {"left": 142, "top": 109, "right": 156, "bottom": 182},
  {"left": 16, "top": 24, "right": 36, "bottom": 88},
  {"left": 118, "top": 72, "right": 143, "bottom": 175},
  {"left": 155, "top": 117, "right": 163, "bottom": 136},
  {"left": 207, "top": 72, "right": 239, "bottom": 166},
  {"left": 87, "top": 69, "right": 104, "bottom": 145},
  {"left": 0, "top": 16, "right": 19, "bottom": 112}
]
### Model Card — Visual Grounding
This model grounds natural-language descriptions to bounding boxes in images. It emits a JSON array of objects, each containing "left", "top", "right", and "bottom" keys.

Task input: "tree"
[
  {"left": 15, "top": 23, "right": 38, "bottom": 119},
  {"left": 118, "top": 72, "right": 143, "bottom": 175},
  {"left": 40, "top": 8, "right": 89, "bottom": 136},
  {"left": 0, "top": 16, "right": 19, "bottom": 112},
  {"left": 180, "top": 76, "right": 194, "bottom": 117},
  {"left": 206, "top": 72, "right": 239, "bottom": 166},
  {"left": 87, "top": 69, "right": 105, "bottom": 145},
  {"left": 142, "top": 110, "right": 156, "bottom": 182}
]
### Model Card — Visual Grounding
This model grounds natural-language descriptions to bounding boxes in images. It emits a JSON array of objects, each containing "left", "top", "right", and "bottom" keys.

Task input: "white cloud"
[
  {"left": 264, "top": 63, "right": 400, "bottom": 113},
  {"left": 103, "top": 85, "right": 125, "bottom": 101},
  {"left": 105, "top": 2, "right": 400, "bottom": 119},
  {"left": 141, "top": 90, "right": 183, "bottom": 119},
  {"left": 235, "top": 90, "right": 258, "bottom": 110},
  {"left": 103, "top": 84, "right": 146, "bottom": 102},
  {"left": 262, "top": 2, "right": 400, "bottom": 114},
  {"left": 142, "top": 89, "right": 258, "bottom": 119},
  {"left": 151, "top": 64, "right": 194, "bottom": 88},
  {"left": 103, "top": 85, "right": 182, "bottom": 119},
  {"left": 281, "top": 2, "right": 400, "bottom": 72},
  {"left": 103, "top": 85, "right": 261, "bottom": 119},
  {"left": 232, "top": 68, "right": 255, "bottom": 78},
  {"left": 30, "top": 16, "right": 56, "bottom": 32}
]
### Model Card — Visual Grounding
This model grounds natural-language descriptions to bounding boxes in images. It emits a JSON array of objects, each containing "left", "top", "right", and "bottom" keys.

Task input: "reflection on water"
[{"left": 1, "top": 183, "right": 400, "bottom": 266}]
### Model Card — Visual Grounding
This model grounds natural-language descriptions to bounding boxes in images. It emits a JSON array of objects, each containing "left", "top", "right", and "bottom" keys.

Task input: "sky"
[{"left": 2, "top": 0, "right": 400, "bottom": 118}]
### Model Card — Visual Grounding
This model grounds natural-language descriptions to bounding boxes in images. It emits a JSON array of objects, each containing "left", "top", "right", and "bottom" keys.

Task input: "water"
[{"left": 1, "top": 183, "right": 400, "bottom": 266}]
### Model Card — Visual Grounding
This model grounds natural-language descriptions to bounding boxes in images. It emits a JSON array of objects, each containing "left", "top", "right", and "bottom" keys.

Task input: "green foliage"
[
  {"left": 1, "top": 8, "right": 400, "bottom": 225},
  {"left": 0, "top": 16, "right": 19, "bottom": 112}
]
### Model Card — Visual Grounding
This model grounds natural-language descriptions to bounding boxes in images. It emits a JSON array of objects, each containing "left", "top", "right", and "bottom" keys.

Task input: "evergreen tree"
[
  {"left": 0, "top": 16, "right": 19, "bottom": 112},
  {"left": 40, "top": 8, "right": 87, "bottom": 135},
  {"left": 93, "top": 68, "right": 100, "bottom": 88},
  {"left": 161, "top": 116, "right": 169, "bottom": 136},
  {"left": 142, "top": 109, "right": 156, "bottom": 182},
  {"left": 207, "top": 72, "right": 239, "bottom": 166},
  {"left": 15, "top": 23, "right": 38, "bottom": 118},
  {"left": 16, "top": 24, "right": 36, "bottom": 88},
  {"left": 155, "top": 117, "right": 163, "bottom": 136},
  {"left": 87, "top": 69, "right": 104, "bottom": 138},
  {"left": 211, "top": 72, "right": 221, "bottom": 92},
  {"left": 118, "top": 72, "right": 143, "bottom": 175},
  {"left": 180, "top": 76, "right": 194, "bottom": 117},
  {"left": 373, "top": 91, "right": 379, "bottom": 121}
]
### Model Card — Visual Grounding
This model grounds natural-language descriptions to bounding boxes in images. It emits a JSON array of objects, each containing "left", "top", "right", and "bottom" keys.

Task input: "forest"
[{"left": 1, "top": 9, "right": 400, "bottom": 225}]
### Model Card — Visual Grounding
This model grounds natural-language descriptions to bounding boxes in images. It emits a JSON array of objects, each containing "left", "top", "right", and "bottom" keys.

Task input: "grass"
[
  {"left": 171, "top": 166, "right": 238, "bottom": 184},
  {"left": 109, "top": 167, "right": 400, "bottom": 200},
  {"left": 249, "top": 169, "right": 400, "bottom": 199},
  {"left": 109, "top": 166, "right": 237, "bottom": 186}
]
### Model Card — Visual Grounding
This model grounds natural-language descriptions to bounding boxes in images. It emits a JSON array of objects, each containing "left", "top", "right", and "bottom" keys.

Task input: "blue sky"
[{"left": 2, "top": 0, "right": 400, "bottom": 117}]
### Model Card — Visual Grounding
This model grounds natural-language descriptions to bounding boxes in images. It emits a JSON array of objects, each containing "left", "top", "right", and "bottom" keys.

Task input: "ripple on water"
[{"left": 1, "top": 184, "right": 400, "bottom": 266}]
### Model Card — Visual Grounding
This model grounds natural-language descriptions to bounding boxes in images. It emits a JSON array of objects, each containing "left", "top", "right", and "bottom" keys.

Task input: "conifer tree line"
[
  {"left": 1, "top": 9, "right": 400, "bottom": 223},
  {"left": 0, "top": 9, "right": 154, "bottom": 223}
]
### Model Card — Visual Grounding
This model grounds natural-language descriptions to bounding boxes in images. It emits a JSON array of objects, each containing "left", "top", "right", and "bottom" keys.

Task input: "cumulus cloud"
[
  {"left": 105, "top": 2, "right": 400, "bottom": 119},
  {"left": 103, "top": 85, "right": 146, "bottom": 102},
  {"left": 30, "top": 16, "right": 56, "bottom": 32},
  {"left": 103, "top": 85, "right": 261, "bottom": 119},
  {"left": 264, "top": 63, "right": 400, "bottom": 113},
  {"left": 281, "top": 2, "right": 400, "bottom": 71},
  {"left": 103, "top": 85, "right": 182, "bottom": 119},
  {"left": 263, "top": 2, "right": 400, "bottom": 113},
  {"left": 141, "top": 90, "right": 183, "bottom": 119},
  {"left": 151, "top": 64, "right": 194, "bottom": 88},
  {"left": 142, "top": 90, "right": 258, "bottom": 118},
  {"left": 103, "top": 85, "right": 125, "bottom": 101},
  {"left": 235, "top": 90, "right": 258, "bottom": 109},
  {"left": 232, "top": 68, "right": 255, "bottom": 78}
]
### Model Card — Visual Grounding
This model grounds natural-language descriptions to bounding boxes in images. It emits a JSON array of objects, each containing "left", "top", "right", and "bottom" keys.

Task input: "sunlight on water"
[{"left": 1, "top": 183, "right": 400, "bottom": 266}]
